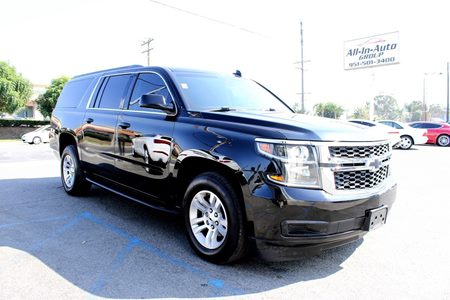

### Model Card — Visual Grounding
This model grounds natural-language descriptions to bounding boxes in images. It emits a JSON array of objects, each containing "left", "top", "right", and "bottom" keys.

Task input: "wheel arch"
[
  {"left": 59, "top": 132, "right": 78, "bottom": 157},
  {"left": 401, "top": 134, "right": 414, "bottom": 144},
  {"left": 437, "top": 133, "right": 450, "bottom": 146},
  {"left": 174, "top": 155, "right": 248, "bottom": 216}
]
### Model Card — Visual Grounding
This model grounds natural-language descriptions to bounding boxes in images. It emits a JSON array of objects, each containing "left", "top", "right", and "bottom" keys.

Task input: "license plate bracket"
[{"left": 364, "top": 206, "right": 388, "bottom": 231}]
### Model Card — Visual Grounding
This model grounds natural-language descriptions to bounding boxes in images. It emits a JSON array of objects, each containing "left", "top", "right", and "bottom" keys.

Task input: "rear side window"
[
  {"left": 128, "top": 73, "right": 172, "bottom": 111},
  {"left": 56, "top": 78, "right": 93, "bottom": 108},
  {"left": 96, "top": 75, "right": 132, "bottom": 109},
  {"left": 423, "top": 123, "right": 442, "bottom": 129},
  {"left": 410, "top": 123, "right": 422, "bottom": 128}
]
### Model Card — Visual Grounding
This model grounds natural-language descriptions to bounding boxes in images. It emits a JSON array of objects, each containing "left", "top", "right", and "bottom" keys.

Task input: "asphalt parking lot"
[{"left": 0, "top": 141, "right": 449, "bottom": 299}]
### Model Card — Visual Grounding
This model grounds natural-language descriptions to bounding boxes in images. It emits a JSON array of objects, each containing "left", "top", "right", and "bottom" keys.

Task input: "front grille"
[
  {"left": 329, "top": 143, "right": 389, "bottom": 158},
  {"left": 335, "top": 165, "right": 389, "bottom": 190}
]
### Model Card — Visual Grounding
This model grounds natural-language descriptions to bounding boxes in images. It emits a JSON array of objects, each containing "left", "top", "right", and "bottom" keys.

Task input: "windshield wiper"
[{"left": 210, "top": 107, "right": 236, "bottom": 112}]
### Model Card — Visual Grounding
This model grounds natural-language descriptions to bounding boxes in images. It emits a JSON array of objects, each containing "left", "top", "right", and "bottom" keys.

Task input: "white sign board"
[{"left": 344, "top": 32, "right": 399, "bottom": 70}]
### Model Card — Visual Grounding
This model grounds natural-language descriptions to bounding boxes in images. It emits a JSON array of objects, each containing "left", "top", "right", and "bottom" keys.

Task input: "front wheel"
[
  {"left": 61, "top": 145, "right": 91, "bottom": 195},
  {"left": 437, "top": 134, "right": 450, "bottom": 147},
  {"left": 183, "top": 172, "right": 247, "bottom": 264}
]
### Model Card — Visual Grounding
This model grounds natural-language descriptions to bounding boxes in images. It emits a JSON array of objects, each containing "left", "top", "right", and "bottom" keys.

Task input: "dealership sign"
[{"left": 344, "top": 32, "right": 399, "bottom": 70}]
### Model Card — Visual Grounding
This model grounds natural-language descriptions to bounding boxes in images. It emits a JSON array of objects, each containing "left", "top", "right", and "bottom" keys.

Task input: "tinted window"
[
  {"left": 391, "top": 122, "right": 403, "bottom": 129},
  {"left": 410, "top": 123, "right": 422, "bottom": 128},
  {"left": 173, "top": 73, "right": 291, "bottom": 112},
  {"left": 379, "top": 121, "right": 393, "bottom": 127},
  {"left": 128, "top": 73, "right": 172, "bottom": 111},
  {"left": 97, "top": 75, "right": 132, "bottom": 109},
  {"left": 56, "top": 78, "right": 93, "bottom": 108},
  {"left": 350, "top": 120, "right": 375, "bottom": 127},
  {"left": 423, "top": 123, "right": 442, "bottom": 129}
]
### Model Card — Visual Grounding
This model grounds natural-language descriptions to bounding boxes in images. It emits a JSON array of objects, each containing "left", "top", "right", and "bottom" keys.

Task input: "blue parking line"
[
  {"left": 0, "top": 211, "right": 244, "bottom": 296},
  {"left": 30, "top": 214, "right": 84, "bottom": 252},
  {"left": 0, "top": 215, "right": 69, "bottom": 229},
  {"left": 82, "top": 212, "right": 244, "bottom": 295},
  {"left": 89, "top": 237, "right": 141, "bottom": 294}
]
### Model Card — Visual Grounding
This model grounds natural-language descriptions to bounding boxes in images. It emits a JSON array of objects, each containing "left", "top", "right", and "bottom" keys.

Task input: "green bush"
[{"left": 0, "top": 119, "right": 50, "bottom": 127}]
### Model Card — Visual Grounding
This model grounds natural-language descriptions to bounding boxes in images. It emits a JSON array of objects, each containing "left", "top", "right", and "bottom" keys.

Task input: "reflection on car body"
[{"left": 132, "top": 135, "right": 172, "bottom": 172}]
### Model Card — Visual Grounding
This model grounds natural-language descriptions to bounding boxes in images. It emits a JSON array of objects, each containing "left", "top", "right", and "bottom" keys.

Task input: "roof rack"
[{"left": 73, "top": 65, "right": 144, "bottom": 79}]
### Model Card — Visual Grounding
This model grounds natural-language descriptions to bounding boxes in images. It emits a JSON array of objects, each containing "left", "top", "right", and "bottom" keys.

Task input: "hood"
[{"left": 200, "top": 111, "right": 388, "bottom": 142}]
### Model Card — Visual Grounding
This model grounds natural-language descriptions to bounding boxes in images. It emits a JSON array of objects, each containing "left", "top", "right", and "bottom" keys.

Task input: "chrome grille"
[
  {"left": 335, "top": 165, "right": 389, "bottom": 190},
  {"left": 329, "top": 143, "right": 389, "bottom": 158}
]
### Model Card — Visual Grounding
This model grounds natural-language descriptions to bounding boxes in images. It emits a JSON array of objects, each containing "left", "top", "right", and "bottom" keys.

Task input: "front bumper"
[{"left": 244, "top": 176, "right": 397, "bottom": 261}]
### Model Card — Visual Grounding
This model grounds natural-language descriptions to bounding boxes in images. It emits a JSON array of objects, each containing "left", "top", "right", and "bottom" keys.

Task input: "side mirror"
[{"left": 140, "top": 94, "right": 174, "bottom": 112}]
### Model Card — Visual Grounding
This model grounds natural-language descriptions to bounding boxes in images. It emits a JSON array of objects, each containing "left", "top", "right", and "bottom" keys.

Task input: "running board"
[{"left": 85, "top": 178, "right": 180, "bottom": 215}]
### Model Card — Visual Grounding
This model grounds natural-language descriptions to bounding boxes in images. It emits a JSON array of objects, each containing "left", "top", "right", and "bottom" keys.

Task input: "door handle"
[
  {"left": 118, "top": 122, "right": 131, "bottom": 129},
  {"left": 85, "top": 117, "right": 94, "bottom": 124}
]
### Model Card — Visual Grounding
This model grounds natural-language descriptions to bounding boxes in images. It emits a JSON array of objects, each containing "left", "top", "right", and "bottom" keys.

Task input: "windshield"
[{"left": 173, "top": 72, "right": 292, "bottom": 113}]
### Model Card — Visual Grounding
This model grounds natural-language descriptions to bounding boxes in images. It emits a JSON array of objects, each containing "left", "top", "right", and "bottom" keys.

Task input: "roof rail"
[{"left": 73, "top": 65, "right": 144, "bottom": 79}]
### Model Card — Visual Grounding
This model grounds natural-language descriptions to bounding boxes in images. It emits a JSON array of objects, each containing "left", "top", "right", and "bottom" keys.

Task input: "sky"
[{"left": 1, "top": 0, "right": 449, "bottom": 113}]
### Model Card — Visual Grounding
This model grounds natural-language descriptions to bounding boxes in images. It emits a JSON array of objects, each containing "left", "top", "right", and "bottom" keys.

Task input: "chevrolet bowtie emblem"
[{"left": 367, "top": 158, "right": 382, "bottom": 170}]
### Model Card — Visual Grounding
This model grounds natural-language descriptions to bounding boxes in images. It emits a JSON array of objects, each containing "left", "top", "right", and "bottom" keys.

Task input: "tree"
[
  {"left": 428, "top": 104, "right": 446, "bottom": 120},
  {"left": 292, "top": 102, "right": 302, "bottom": 113},
  {"left": 0, "top": 61, "right": 32, "bottom": 114},
  {"left": 403, "top": 100, "right": 423, "bottom": 122},
  {"left": 374, "top": 95, "right": 402, "bottom": 120},
  {"left": 352, "top": 102, "right": 370, "bottom": 119},
  {"left": 37, "top": 76, "right": 69, "bottom": 118},
  {"left": 313, "top": 102, "right": 344, "bottom": 119}
]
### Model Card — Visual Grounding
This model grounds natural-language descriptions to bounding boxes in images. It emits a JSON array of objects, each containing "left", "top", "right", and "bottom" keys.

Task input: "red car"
[{"left": 409, "top": 122, "right": 450, "bottom": 146}]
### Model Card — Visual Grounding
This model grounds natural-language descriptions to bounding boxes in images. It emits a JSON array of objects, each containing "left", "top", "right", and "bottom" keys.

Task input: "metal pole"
[
  {"left": 423, "top": 75, "right": 427, "bottom": 121},
  {"left": 447, "top": 62, "right": 449, "bottom": 122},
  {"left": 300, "top": 21, "right": 305, "bottom": 113}
]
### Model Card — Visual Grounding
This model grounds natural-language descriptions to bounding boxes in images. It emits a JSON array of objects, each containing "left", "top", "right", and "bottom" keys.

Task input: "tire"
[
  {"left": 183, "top": 172, "right": 247, "bottom": 264},
  {"left": 399, "top": 135, "right": 413, "bottom": 150},
  {"left": 61, "top": 145, "right": 91, "bottom": 195},
  {"left": 437, "top": 134, "right": 450, "bottom": 147},
  {"left": 32, "top": 136, "right": 42, "bottom": 145}
]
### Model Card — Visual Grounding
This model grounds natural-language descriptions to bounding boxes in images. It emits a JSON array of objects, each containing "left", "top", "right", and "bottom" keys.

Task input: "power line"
[{"left": 147, "top": 0, "right": 268, "bottom": 38}]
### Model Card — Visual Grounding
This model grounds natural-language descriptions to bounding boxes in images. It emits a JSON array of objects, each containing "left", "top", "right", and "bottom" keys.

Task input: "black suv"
[{"left": 50, "top": 65, "right": 396, "bottom": 264}]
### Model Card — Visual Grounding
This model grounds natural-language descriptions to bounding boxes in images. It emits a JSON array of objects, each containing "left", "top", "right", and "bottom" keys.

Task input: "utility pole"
[
  {"left": 294, "top": 21, "right": 310, "bottom": 113},
  {"left": 423, "top": 75, "right": 427, "bottom": 121},
  {"left": 300, "top": 21, "right": 305, "bottom": 113},
  {"left": 141, "top": 38, "right": 154, "bottom": 66},
  {"left": 447, "top": 62, "right": 449, "bottom": 122}
]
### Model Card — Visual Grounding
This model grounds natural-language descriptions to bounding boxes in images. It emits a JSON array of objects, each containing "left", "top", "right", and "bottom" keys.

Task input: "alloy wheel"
[
  {"left": 63, "top": 155, "right": 75, "bottom": 188},
  {"left": 189, "top": 190, "right": 228, "bottom": 250}
]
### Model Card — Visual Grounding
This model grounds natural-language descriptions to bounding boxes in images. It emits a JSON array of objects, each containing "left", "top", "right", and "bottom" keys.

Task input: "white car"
[
  {"left": 348, "top": 119, "right": 402, "bottom": 148},
  {"left": 21, "top": 125, "right": 51, "bottom": 144},
  {"left": 378, "top": 120, "right": 428, "bottom": 149}
]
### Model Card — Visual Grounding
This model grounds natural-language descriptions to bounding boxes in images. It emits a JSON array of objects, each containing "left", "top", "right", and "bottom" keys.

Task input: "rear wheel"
[
  {"left": 183, "top": 172, "right": 247, "bottom": 264},
  {"left": 61, "top": 145, "right": 91, "bottom": 195},
  {"left": 399, "top": 135, "right": 413, "bottom": 150},
  {"left": 437, "top": 134, "right": 450, "bottom": 147}
]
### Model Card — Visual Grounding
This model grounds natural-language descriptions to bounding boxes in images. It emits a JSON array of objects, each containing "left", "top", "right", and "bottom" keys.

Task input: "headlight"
[{"left": 256, "top": 140, "right": 321, "bottom": 188}]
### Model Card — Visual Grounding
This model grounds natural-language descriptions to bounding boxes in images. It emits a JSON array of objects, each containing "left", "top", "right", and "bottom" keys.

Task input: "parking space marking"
[
  {"left": 89, "top": 238, "right": 141, "bottom": 294},
  {"left": 83, "top": 212, "right": 244, "bottom": 296},
  {"left": 0, "top": 210, "right": 244, "bottom": 296},
  {"left": 30, "top": 214, "right": 84, "bottom": 252}
]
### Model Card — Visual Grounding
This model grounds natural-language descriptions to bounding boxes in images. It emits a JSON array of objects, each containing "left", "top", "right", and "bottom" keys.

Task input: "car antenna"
[{"left": 233, "top": 70, "right": 242, "bottom": 77}]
